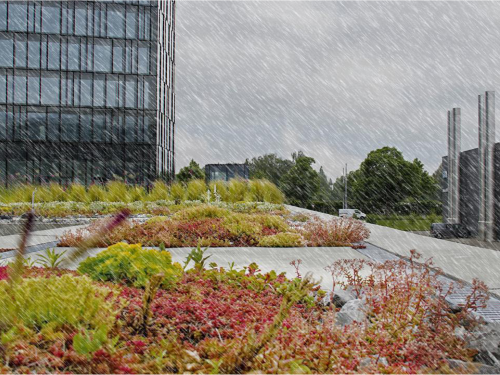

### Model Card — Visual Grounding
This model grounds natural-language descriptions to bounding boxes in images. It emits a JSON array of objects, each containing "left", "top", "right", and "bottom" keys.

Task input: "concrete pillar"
[
  {"left": 478, "top": 94, "right": 486, "bottom": 240},
  {"left": 447, "top": 108, "right": 461, "bottom": 224},
  {"left": 485, "top": 92, "right": 495, "bottom": 241}
]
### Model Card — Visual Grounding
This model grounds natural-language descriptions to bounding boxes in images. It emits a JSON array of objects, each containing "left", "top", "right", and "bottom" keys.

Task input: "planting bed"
[
  {"left": 57, "top": 203, "right": 370, "bottom": 248},
  {"left": 0, "top": 243, "right": 491, "bottom": 374}
]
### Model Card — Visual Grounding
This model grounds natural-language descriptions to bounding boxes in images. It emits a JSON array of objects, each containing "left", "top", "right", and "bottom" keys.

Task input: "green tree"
[
  {"left": 176, "top": 160, "right": 205, "bottom": 183},
  {"left": 246, "top": 154, "right": 294, "bottom": 186},
  {"left": 279, "top": 153, "right": 320, "bottom": 207},
  {"left": 350, "top": 147, "right": 439, "bottom": 214}
]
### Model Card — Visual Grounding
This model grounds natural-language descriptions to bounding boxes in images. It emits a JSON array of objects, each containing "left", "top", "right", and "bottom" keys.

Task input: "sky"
[{"left": 175, "top": 1, "right": 500, "bottom": 181}]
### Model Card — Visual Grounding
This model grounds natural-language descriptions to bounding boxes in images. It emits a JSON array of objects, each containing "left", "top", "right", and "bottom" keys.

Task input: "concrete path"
[
  {"left": 287, "top": 206, "right": 500, "bottom": 292},
  {"left": 0, "top": 245, "right": 371, "bottom": 291},
  {"left": 0, "top": 225, "right": 86, "bottom": 250}
]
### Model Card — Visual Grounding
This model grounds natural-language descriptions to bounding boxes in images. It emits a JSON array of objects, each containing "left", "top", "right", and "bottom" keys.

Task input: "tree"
[
  {"left": 279, "top": 153, "right": 320, "bottom": 207},
  {"left": 176, "top": 160, "right": 205, "bottom": 183},
  {"left": 246, "top": 154, "right": 294, "bottom": 186},
  {"left": 350, "top": 147, "right": 439, "bottom": 214}
]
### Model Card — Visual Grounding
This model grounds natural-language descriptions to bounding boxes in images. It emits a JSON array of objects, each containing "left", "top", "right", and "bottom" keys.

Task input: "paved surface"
[
  {"left": 0, "top": 225, "right": 86, "bottom": 250},
  {"left": 287, "top": 206, "right": 500, "bottom": 292},
  {"left": 0, "top": 245, "right": 371, "bottom": 291}
]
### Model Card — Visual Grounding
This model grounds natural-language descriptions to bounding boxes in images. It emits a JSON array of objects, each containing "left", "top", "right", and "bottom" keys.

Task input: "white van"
[{"left": 339, "top": 209, "right": 366, "bottom": 220}]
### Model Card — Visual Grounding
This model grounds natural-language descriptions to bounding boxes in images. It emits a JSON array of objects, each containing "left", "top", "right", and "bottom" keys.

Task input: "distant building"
[
  {"left": 205, "top": 163, "right": 249, "bottom": 182},
  {"left": 0, "top": 0, "right": 175, "bottom": 186}
]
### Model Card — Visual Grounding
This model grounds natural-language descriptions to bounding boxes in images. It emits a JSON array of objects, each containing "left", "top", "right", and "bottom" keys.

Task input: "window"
[
  {"left": 80, "top": 76, "right": 92, "bottom": 106},
  {"left": 0, "top": 110, "right": 6, "bottom": 140},
  {"left": 93, "top": 78, "right": 104, "bottom": 107},
  {"left": 27, "top": 112, "right": 46, "bottom": 141},
  {"left": 68, "top": 41, "right": 80, "bottom": 70},
  {"left": 41, "top": 76, "right": 59, "bottom": 105},
  {"left": 75, "top": 5, "right": 87, "bottom": 36},
  {"left": 125, "top": 114, "right": 135, "bottom": 143},
  {"left": 28, "top": 37, "right": 40, "bottom": 69},
  {"left": 107, "top": 7, "right": 124, "bottom": 38},
  {"left": 138, "top": 46, "right": 149, "bottom": 74},
  {"left": 113, "top": 44, "right": 123, "bottom": 72},
  {"left": 126, "top": 8, "right": 137, "bottom": 39},
  {"left": 48, "top": 39, "right": 60, "bottom": 69},
  {"left": 61, "top": 113, "right": 78, "bottom": 141},
  {"left": 112, "top": 112, "right": 122, "bottom": 143},
  {"left": 94, "top": 43, "right": 112, "bottom": 72},
  {"left": 0, "top": 75, "right": 5, "bottom": 103},
  {"left": 15, "top": 38, "right": 27, "bottom": 68},
  {"left": 42, "top": 5, "right": 60, "bottom": 34},
  {"left": 8, "top": 2, "right": 28, "bottom": 32},
  {"left": 0, "top": 38, "right": 13, "bottom": 67},
  {"left": 125, "top": 77, "right": 136, "bottom": 108},
  {"left": 0, "top": 3, "right": 6, "bottom": 31},
  {"left": 27, "top": 76, "right": 40, "bottom": 105},
  {"left": 93, "top": 114, "right": 105, "bottom": 142},
  {"left": 80, "top": 113, "right": 91, "bottom": 141},
  {"left": 106, "top": 79, "right": 117, "bottom": 107},
  {"left": 47, "top": 112, "right": 59, "bottom": 141},
  {"left": 14, "top": 76, "right": 26, "bottom": 104}
]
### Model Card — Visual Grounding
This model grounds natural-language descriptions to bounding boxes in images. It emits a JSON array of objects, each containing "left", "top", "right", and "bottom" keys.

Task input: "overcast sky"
[{"left": 175, "top": 1, "right": 500, "bottom": 181}]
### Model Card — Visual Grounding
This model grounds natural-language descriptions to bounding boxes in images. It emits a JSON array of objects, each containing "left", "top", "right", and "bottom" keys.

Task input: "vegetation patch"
[{"left": 0, "top": 246, "right": 489, "bottom": 374}]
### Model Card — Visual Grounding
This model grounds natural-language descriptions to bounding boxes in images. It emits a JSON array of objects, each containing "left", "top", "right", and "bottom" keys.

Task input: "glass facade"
[
  {"left": 0, "top": 0, "right": 175, "bottom": 186},
  {"left": 205, "top": 164, "right": 250, "bottom": 182}
]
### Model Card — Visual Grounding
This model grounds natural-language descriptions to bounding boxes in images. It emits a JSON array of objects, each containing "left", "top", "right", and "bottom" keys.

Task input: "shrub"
[
  {"left": 77, "top": 242, "right": 182, "bottom": 288},
  {"left": 0, "top": 274, "right": 118, "bottom": 332},
  {"left": 68, "top": 183, "right": 90, "bottom": 203},
  {"left": 301, "top": 217, "right": 370, "bottom": 246},
  {"left": 48, "top": 182, "right": 68, "bottom": 202},
  {"left": 106, "top": 181, "right": 130, "bottom": 203},
  {"left": 88, "top": 184, "right": 107, "bottom": 202},
  {"left": 228, "top": 179, "right": 247, "bottom": 202},
  {"left": 209, "top": 180, "right": 229, "bottom": 202},
  {"left": 258, "top": 232, "right": 304, "bottom": 247},
  {"left": 247, "top": 179, "right": 285, "bottom": 204},
  {"left": 185, "top": 179, "right": 207, "bottom": 201},
  {"left": 173, "top": 204, "right": 230, "bottom": 220},
  {"left": 170, "top": 182, "right": 185, "bottom": 203},
  {"left": 148, "top": 180, "right": 170, "bottom": 201}
]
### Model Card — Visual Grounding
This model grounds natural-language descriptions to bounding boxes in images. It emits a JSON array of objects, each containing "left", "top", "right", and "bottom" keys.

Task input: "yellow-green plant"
[
  {"left": 0, "top": 274, "right": 118, "bottom": 332},
  {"left": 77, "top": 242, "right": 182, "bottom": 288},
  {"left": 68, "top": 183, "right": 90, "bottom": 203},
  {"left": 261, "top": 179, "right": 285, "bottom": 204},
  {"left": 88, "top": 184, "right": 107, "bottom": 202},
  {"left": 148, "top": 180, "right": 170, "bottom": 201},
  {"left": 209, "top": 180, "right": 229, "bottom": 202},
  {"left": 257, "top": 232, "right": 304, "bottom": 247},
  {"left": 106, "top": 180, "right": 130, "bottom": 202},
  {"left": 252, "top": 213, "right": 289, "bottom": 231},
  {"left": 186, "top": 179, "right": 207, "bottom": 201},
  {"left": 228, "top": 179, "right": 247, "bottom": 203},
  {"left": 129, "top": 185, "right": 146, "bottom": 202},
  {"left": 247, "top": 179, "right": 267, "bottom": 202},
  {"left": 173, "top": 204, "right": 230, "bottom": 220},
  {"left": 48, "top": 182, "right": 68, "bottom": 201},
  {"left": 169, "top": 182, "right": 185, "bottom": 203}
]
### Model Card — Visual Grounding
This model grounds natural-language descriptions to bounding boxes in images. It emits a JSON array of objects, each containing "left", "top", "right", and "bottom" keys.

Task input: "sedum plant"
[
  {"left": 0, "top": 274, "right": 118, "bottom": 332},
  {"left": 258, "top": 232, "right": 304, "bottom": 247},
  {"left": 77, "top": 242, "right": 182, "bottom": 288}
]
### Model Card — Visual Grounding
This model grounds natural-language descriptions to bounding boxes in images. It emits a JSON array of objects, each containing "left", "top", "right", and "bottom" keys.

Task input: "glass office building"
[{"left": 0, "top": 0, "right": 175, "bottom": 186}]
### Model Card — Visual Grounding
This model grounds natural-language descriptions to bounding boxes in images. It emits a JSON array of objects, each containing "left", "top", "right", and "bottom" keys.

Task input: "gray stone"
[
  {"left": 332, "top": 289, "right": 356, "bottom": 308},
  {"left": 467, "top": 323, "right": 500, "bottom": 367},
  {"left": 359, "top": 356, "right": 388, "bottom": 368},
  {"left": 335, "top": 299, "right": 366, "bottom": 326}
]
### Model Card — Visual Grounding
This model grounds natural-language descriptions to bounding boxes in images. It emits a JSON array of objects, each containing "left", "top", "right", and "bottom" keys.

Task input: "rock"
[
  {"left": 335, "top": 299, "right": 366, "bottom": 326},
  {"left": 332, "top": 289, "right": 356, "bottom": 308},
  {"left": 445, "top": 299, "right": 463, "bottom": 314},
  {"left": 446, "top": 359, "right": 500, "bottom": 374},
  {"left": 359, "top": 356, "right": 388, "bottom": 368},
  {"left": 467, "top": 323, "right": 500, "bottom": 367}
]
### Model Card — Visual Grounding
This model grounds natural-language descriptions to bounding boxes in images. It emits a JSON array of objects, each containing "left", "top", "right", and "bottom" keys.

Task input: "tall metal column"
[
  {"left": 447, "top": 108, "right": 461, "bottom": 224},
  {"left": 478, "top": 94, "right": 486, "bottom": 240},
  {"left": 484, "top": 92, "right": 495, "bottom": 241}
]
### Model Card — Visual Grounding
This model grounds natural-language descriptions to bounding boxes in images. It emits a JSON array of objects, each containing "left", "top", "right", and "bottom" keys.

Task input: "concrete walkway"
[
  {"left": 287, "top": 206, "right": 500, "bottom": 292},
  {"left": 0, "top": 245, "right": 371, "bottom": 291},
  {"left": 0, "top": 225, "right": 86, "bottom": 250}
]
